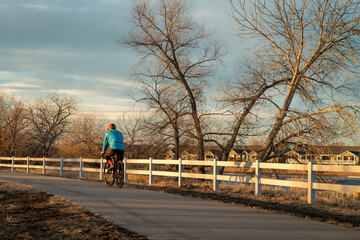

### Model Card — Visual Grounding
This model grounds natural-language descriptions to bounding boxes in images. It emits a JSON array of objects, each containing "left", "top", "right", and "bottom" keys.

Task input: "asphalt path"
[{"left": 0, "top": 172, "right": 359, "bottom": 240}]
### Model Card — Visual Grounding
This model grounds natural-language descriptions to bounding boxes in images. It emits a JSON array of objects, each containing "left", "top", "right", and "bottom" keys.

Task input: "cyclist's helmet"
[{"left": 107, "top": 123, "right": 116, "bottom": 130}]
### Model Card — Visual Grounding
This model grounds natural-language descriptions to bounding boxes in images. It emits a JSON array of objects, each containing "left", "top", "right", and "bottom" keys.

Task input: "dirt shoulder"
[{"left": 0, "top": 181, "right": 148, "bottom": 240}]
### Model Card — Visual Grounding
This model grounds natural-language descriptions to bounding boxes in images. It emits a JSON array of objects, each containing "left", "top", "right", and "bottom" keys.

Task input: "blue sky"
[{"left": 0, "top": 0, "right": 242, "bottom": 118}]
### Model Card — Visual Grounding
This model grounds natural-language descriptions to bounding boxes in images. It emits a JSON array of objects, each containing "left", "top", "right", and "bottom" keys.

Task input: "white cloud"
[
  {"left": 0, "top": 71, "right": 43, "bottom": 90},
  {"left": 100, "top": 77, "right": 134, "bottom": 87},
  {"left": 0, "top": 82, "right": 40, "bottom": 89},
  {"left": 21, "top": 4, "right": 53, "bottom": 11},
  {"left": 55, "top": 89, "right": 96, "bottom": 96}
]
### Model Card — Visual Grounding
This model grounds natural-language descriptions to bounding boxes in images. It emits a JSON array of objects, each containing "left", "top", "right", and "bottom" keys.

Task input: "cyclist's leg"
[
  {"left": 114, "top": 150, "right": 125, "bottom": 188},
  {"left": 116, "top": 150, "right": 125, "bottom": 163},
  {"left": 104, "top": 148, "right": 116, "bottom": 164},
  {"left": 111, "top": 149, "right": 124, "bottom": 166},
  {"left": 103, "top": 154, "right": 115, "bottom": 186}
]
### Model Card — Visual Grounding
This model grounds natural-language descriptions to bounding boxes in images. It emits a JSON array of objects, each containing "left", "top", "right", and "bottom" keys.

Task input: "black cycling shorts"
[{"left": 104, "top": 148, "right": 125, "bottom": 162}]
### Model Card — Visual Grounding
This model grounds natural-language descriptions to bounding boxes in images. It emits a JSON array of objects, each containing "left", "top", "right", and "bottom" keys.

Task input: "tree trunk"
[{"left": 260, "top": 77, "right": 300, "bottom": 161}]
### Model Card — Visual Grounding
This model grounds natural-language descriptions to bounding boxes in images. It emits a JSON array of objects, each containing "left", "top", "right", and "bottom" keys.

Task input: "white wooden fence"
[
  {"left": 1, "top": 156, "right": 359, "bottom": 204},
  {"left": 0, "top": 156, "right": 105, "bottom": 179}
]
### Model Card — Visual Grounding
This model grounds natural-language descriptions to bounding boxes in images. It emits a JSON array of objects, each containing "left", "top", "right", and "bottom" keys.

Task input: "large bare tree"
[
  {"left": 26, "top": 93, "right": 77, "bottom": 157},
  {"left": 199, "top": 54, "right": 289, "bottom": 168},
  {"left": 122, "top": 0, "right": 225, "bottom": 161},
  {"left": 230, "top": 0, "right": 360, "bottom": 161}
]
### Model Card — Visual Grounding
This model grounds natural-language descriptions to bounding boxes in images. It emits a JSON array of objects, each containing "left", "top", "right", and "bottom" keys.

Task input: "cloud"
[
  {"left": 0, "top": 1, "right": 130, "bottom": 50},
  {"left": 0, "top": 71, "right": 43, "bottom": 90},
  {"left": 0, "top": 82, "right": 40, "bottom": 89},
  {"left": 0, "top": 0, "right": 243, "bottom": 119},
  {"left": 100, "top": 77, "right": 135, "bottom": 88}
]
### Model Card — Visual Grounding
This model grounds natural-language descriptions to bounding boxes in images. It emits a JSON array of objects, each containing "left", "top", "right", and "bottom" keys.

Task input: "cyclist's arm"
[{"left": 102, "top": 133, "right": 109, "bottom": 154}]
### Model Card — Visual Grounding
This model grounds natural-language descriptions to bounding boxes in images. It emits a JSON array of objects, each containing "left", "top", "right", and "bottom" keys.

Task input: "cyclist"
[{"left": 101, "top": 123, "right": 125, "bottom": 167}]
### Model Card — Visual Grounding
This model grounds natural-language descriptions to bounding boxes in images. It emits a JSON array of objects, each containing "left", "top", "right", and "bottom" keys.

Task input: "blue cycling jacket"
[{"left": 102, "top": 129, "right": 125, "bottom": 152}]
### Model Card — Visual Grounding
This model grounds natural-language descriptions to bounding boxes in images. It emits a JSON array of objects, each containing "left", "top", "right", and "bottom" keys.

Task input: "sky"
[{"left": 0, "top": 0, "right": 242, "bottom": 119}]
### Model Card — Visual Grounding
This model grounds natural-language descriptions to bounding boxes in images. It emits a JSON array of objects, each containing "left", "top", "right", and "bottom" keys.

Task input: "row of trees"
[
  {"left": 0, "top": 93, "right": 77, "bottom": 157},
  {"left": 121, "top": 0, "right": 360, "bottom": 163},
  {"left": 0, "top": 93, "right": 191, "bottom": 159}
]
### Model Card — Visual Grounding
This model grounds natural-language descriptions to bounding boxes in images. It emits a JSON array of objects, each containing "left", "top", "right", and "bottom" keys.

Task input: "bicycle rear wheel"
[
  {"left": 104, "top": 161, "right": 115, "bottom": 186},
  {"left": 116, "top": 161, "right": 124, "bottom": 188}
]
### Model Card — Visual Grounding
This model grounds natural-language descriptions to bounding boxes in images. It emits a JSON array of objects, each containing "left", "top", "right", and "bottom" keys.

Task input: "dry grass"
[{"left": 0, "top": 181, "right": 147, "bottom": 240}]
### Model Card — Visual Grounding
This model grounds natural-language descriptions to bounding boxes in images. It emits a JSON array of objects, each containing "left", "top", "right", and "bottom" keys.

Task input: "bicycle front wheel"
[
  {"left": 116, "top": 162, "right": 124, "bottom": 188},
  {"left": 104, "top": 162, "right": 115, "bottom": 186}
]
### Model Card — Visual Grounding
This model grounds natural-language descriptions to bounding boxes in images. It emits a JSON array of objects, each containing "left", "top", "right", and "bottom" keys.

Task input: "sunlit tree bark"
[{"left": 231, "top": 0, "right": 360, "bottom": 160}]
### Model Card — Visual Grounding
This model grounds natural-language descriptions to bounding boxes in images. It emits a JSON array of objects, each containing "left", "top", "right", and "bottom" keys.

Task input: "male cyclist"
[{"left": 101, "top": 123, "right": 125, "bottom": 166}]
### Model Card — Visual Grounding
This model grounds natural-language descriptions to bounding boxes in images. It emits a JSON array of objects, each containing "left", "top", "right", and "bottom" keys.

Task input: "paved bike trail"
[{"left": 0, "top": 172, "right": 358, "bottom": 240}]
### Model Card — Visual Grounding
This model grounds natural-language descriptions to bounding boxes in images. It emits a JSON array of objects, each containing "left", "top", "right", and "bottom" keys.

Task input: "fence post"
[
  {"left": 308, "top": 161, "right": 315, "bottom": 204},
  {"left": 43, "top": 157, "right": 46, "bottom": 175},
  {"left": 27, "top": 156, "right": 30, "bottom": 174},
  {"left": 213, "top": 158, "right": 219, "bottom": 191},
  {"left": 255, "top": 160, "right": 262, "bottom": 196},
  {"left": 59, "top": 157, "right": 64, "bottom": 177},
  {"left": 124, "top": 158, "right": 128, "bottom": 182},
  {"left": 12, "top": 156, "right": 15, "bottom": 172},
  {"left": 100, "top": 157, "right": 104, "bottom": 180},
  {"left": 79, "top": 157, "right": 83, "bottom": 178},
  {"left": 178, "top": 158, "right": 183, "bottom": 187},
  {"left": 149, "top": 157, "right": 154, "bottom": 185}
]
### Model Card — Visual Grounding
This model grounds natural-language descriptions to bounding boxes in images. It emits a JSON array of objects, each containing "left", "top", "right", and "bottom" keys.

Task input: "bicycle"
[{"left": 103, "top": 154, "right": 124, "bottom": 188}]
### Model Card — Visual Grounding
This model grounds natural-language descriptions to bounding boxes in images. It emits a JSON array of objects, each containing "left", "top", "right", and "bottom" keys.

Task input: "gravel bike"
[{"left": 103, "top": 154, "right": 124, "bottom": 188}]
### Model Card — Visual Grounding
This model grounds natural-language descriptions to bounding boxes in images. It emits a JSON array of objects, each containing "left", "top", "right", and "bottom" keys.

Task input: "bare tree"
[
  {"left": 63, "top": 112, "right": 106, "bottom": 158},
  {"left": 0, "top": 93, "right": 11, "bottom": 155},
  {"left": 230, "top": 0, "right": 360, "bottom": 161},
  {"left": 204, "top": 58, "right": 286, "bottom": 166},
  {"left": 122, "top": 0, "right": 225, "bottom": 161},
  {"left": 132, "top": 66, "right": 191, "bottom": 159},
  {"left": 3, "top": 99, "right": 28, "bottom": 156},
  {"left": 116, "top": 112, "right": 152, "bottom": 158},
  {"left": 117, "top": 112, "right": 143, "bottom": 157},
  {"left": 114, "top": 111, "right": 169, "bottom": 159},
  {"left": 0, "top": 94, "right": 29, "bottom": 156},
  {"left": 26, "top": 93, "right": 77, "bottom": 157}
]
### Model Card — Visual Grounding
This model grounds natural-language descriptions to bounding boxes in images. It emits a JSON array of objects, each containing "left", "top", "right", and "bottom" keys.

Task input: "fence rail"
[{"left": 0, "top": 156, "right": 359, "bottom": 204}]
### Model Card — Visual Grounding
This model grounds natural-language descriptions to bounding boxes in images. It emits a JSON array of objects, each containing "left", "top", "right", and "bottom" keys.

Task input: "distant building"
[
  {"left": 163, "top": 145, "right": 360, "bottom": 165},
  {"left": 180, "top": 150, "right": 198, "bottom": 160},
  {"left": 284, "top": 146, "right": 360, "bottom": 165},
  {"left": 165, "top": 149, "right": 175, "bottom": 160},
  {"left": 229, "top": 149, "right": 249, "bottom": 161},
  {"left": 336, "top": 151, "right": 360, "bottom": 165},
  {"left": 204, "top": 149, "right": 221, "bottom": 161}
]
